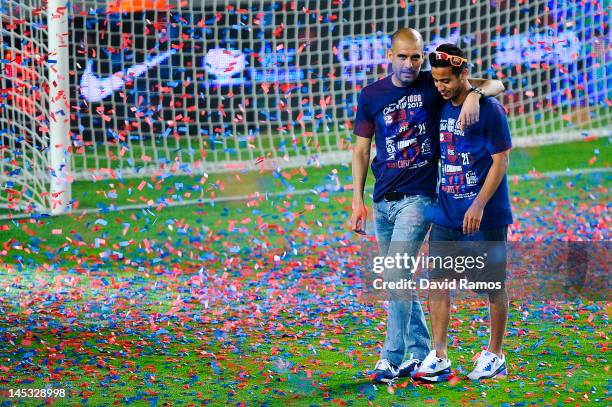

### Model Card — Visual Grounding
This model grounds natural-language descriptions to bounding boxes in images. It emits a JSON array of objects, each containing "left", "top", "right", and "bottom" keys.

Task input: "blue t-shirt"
[
  {"left": 429, "top": 97, "right": 513, "bottom": 230},
  {"left": 354, "top": 71, "right": 443, "bottom": 202}
]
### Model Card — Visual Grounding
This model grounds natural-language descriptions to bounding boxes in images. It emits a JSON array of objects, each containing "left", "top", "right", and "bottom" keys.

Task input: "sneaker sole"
[
  {"left": 412, "top": 367, "right": 453, "bottom": 383},
  {"left": 372, "top": 371, "right": 398, "bottom": 384},
  {"left": 373, "top": 376, "right": 397, "bottom": 384},
  {"left": 467, "top": 363, "right": 507, "bottom": 380}
]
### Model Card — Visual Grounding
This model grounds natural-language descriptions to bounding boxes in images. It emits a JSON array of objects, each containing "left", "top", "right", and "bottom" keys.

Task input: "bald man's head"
[
  {"left": 391, "top": 28, "right": 424, "bottom": 51},
  {"left": 388, "top": 28, "right": 425, "bottom": 86}
]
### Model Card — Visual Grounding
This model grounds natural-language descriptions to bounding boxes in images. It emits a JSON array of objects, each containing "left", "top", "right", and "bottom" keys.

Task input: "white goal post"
[
  {"left": 1, "top": 0, "right": 610, "bottom": 214},
  {"left": 48, "top": 0, "right": 71, "bottom": 215}
]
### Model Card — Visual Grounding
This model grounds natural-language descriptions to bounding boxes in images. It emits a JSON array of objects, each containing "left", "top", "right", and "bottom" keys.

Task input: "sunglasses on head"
[{"left": 434, "top": 51, "right": 468, "bottom": 67}]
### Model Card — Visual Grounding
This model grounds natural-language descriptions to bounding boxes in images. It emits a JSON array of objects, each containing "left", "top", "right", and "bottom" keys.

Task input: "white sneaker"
[
  {"left": 467, "top": 350, "right": 507, "bottom": 380},
  {"left": 413, "top": 350, "right": 452, "bottom": 382}
]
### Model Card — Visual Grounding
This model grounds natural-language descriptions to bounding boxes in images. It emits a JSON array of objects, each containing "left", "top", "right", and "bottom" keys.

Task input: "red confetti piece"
[
  {"left": 21, "top": 225, "right": 37, "bottom": 236},
  {"left": 273, "top": 23, "right": 285, "bottom": 38}
]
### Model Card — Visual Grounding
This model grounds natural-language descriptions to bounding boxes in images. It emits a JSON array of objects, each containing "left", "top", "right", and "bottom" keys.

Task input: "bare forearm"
[
  {"left": 352, "top": 148, "right": 370, "bottom": 204},
  {"left": 458, "top": 79, "right": 505, "bottom": 129},
  {"left": 468, "top": 78, "right": 505, "bottom": 97}
]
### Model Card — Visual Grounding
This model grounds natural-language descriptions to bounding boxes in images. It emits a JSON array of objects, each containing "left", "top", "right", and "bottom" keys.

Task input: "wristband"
[{"left": 470, "top": 87, "right": 485, "bottom": 98}]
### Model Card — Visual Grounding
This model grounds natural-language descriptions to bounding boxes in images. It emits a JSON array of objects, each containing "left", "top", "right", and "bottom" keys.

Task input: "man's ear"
[
  {"left": 460, "top": 68, "right": 469, "bottom": 80},
  {"left": 387, "top": 49, "right": 394, "bottom": 62}
]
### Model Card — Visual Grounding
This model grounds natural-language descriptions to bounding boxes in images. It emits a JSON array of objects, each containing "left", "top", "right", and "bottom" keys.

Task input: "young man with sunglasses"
[
  {"left": 412, "top": 44, "right": 512, "bottom": 382},
  {"left": 350, "top": 29, "right": 505, "bottom": 383}
]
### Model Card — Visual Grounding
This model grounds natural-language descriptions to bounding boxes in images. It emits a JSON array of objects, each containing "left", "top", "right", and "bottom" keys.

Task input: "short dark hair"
[{"left": 428, "top": 43, "right": 467, "bottom": 76}]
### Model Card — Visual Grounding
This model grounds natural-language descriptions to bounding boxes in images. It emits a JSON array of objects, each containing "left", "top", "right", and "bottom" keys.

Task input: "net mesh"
[{"left": 1, "top": 0, "right": 611, "bottom": 212}]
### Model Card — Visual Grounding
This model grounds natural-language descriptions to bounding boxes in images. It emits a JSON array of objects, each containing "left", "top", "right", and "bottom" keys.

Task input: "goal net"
[
  {"left": 1, "top": 0, "right": 610, "bottom": 214},
  {"left": 1, "top": 0, "right": 70, "bottom": 214}
]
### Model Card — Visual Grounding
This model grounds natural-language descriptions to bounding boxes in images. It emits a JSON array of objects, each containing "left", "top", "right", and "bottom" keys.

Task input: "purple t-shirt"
[
  {"left": 354, "top": 71, "right": 443, "bottom": 202},
  {"left": 429, "top": 97, "right": 513, "bottom": 229}
]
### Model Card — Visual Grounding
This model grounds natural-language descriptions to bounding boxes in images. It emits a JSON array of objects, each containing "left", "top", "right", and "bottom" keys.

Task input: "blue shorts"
[{"left": 428, "top": 224, "right": 508, "bottom": 293}]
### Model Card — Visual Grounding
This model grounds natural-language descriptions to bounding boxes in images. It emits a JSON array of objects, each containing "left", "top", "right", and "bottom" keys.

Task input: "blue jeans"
[{"left": 373, "top": 194, "right": 433, "bottom": 365}]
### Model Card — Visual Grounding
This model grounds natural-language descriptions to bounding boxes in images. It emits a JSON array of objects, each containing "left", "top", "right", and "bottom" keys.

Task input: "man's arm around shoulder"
[{"left": 457, "top": 78, "right": 505, "bottom": 129}]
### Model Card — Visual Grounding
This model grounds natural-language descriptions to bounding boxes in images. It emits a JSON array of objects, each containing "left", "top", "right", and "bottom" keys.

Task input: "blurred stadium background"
[
  {"left": 0, "top": 0, "right": 610, "bottom": 214},
  {"left": 0, "top": 2, "right": 609, "bottom": 405}
]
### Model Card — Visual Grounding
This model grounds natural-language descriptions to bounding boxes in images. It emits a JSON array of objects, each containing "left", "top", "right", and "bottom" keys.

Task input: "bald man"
[{"left": 350, "top": 28, "right": 505, "bottom": 383}]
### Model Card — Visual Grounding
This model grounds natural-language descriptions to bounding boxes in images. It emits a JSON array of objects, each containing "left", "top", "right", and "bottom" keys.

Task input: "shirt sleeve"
[
  {"left": 354, "top": 90, "right": 375, "bottom": 138},
  {"left": 485, "top": 101, "right": 513, "bottom": 154}
]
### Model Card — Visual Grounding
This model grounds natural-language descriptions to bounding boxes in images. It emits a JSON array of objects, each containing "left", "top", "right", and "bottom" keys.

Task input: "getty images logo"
[{"left": 79, "top": 49, "right": 176, "bottom": 102}]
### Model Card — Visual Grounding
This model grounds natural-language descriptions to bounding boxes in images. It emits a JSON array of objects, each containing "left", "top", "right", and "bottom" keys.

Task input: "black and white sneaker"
[
  {"left": 372, "top": 359, "right": 399, "bottom": 383},
  {"left": 397, "top": 358, "right": 421, "bottom": 378}
]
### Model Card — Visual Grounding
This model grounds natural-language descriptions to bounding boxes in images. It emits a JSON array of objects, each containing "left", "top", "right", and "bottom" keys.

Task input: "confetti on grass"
[
  {"left": 0, "top": 171, "right": 609, "bottom": 404},
  {"left": 1, "top": 2, "right": 610, "bottom": 405}
]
